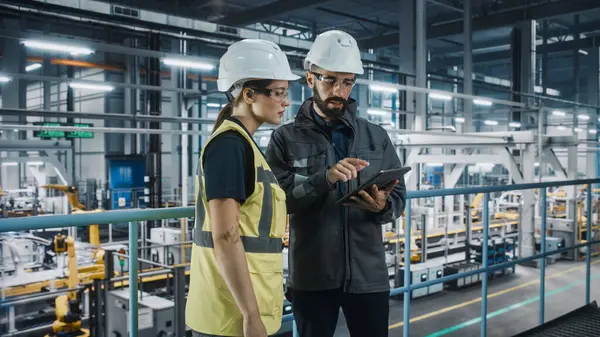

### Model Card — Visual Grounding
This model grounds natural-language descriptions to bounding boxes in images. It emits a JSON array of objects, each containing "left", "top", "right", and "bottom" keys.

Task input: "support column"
[
  {"left": 170, "top": 40, "right": 183, "bottom": 196},
  {"left": 520, "top": 144, "right": 536, "bottom": 258},
  {"left": 463, "top": 0, "right": 473, "bottom": 132},
  {"left": 146, "top": 33, "right": 162, "bottom": 213},
  {"left": 586, "top": 48, "right": 599, "bottom": 179},
  {"left": 511, "top": 20, "right": 536, "bottom": 124},
  {"left": 398, "top": 0, "right": 415, "bottom": 130},
  {"left": 1, "top": 19, "right": 26, "bottom": 190},
  {"left": 124, "top": 38, "right": 139, "bottom": 155},
  {"left": 414, "top": 0, "right": 427, "bottom": 132}
]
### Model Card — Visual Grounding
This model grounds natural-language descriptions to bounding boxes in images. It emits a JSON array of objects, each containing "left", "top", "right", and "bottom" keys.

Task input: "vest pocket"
[{"left": 270, "top": 185, "right": 287, "bottom": 238}]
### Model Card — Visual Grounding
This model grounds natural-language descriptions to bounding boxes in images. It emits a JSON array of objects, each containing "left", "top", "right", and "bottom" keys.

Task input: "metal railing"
[{"left": 1, "top": 178, "right": 600, "bottom": 337}]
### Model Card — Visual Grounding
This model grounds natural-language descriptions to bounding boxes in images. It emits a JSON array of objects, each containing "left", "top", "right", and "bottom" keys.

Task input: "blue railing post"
[
  {"left": 481, "top": 193, "right": 489, "bottom": 337},
  {"left": 129, "top": 221, "right": 139, "bottom": 337},
  {"left": 293, "top": 319, "right": 298, "bottom": 337},
  {"left": 540, "top": 188, "right": 547, "bottom": 324},
  {"left": 586, "top": 184, "right": 592, "bottom": 304},
  {"left": 403, "top": 200, "right": 412, "bottom": 337}
]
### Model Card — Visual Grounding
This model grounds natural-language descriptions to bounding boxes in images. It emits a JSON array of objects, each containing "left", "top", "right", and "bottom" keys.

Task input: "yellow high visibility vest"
[{"left": 186, "top": 119, "right": 287, "bottom": 336}]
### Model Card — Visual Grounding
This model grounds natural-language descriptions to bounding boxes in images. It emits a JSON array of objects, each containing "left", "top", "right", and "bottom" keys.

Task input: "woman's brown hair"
[{"left": 212, "top": 79, "right": 274, "bottom": 134}]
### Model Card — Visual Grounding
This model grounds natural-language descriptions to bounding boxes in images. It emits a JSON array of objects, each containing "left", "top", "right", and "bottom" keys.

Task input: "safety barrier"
[{"left": 1, "top": 178, "right": 600, "bottom": 337}]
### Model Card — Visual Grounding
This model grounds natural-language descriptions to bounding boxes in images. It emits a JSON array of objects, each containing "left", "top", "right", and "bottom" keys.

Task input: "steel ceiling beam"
[
  {"left": 358, "top": 0, "right": 600, "bottom": 49},
  {"left": 218, "top": 0, "right": 329, "bottom": 27}
]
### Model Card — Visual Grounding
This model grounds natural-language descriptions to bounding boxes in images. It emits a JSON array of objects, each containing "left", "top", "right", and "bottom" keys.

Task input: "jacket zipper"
[
  {"left": 300, "top": 121, "right": 349, "bottom": 291},
  {"left": 344, "top": 135, "right": 356, "bottom": 292}
]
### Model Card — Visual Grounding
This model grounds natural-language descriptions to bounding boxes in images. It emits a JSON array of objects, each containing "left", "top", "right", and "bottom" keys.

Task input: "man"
[{"left": 265, "top": 30, "right": 407, "bottom": 337}]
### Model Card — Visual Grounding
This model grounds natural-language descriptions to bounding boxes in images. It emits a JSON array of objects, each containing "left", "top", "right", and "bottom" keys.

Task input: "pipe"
[
  {"left": 128, "top": 221, "right": 138, "bottom": 337},
  {"left": 481, "top": 193, "right": 489, "bottom": 337},
  {"left": 0, "top": 108, "right": 215, "bottom": 125},
  {"left": 0, "top": 72, "right": 200, "bottom": 94},
  {"left": 403, "top": 202, "right": 411, "bottom": 337},
  {"left": 586, "top": 184, "right": 592, "bottom": 303},
  {"left": 0, "top": 124, "right": 212, "bottom": 137},
  {"left": 540, "top": 188, "right": 547, "bottom": 324},
  {"left": 0, "top": 288, "right": 80, "bottom": 307}
]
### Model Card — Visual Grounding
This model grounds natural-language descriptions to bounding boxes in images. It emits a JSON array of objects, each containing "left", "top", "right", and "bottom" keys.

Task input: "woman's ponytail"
[{"left": 212, "top": 101, "right": 235, "bottom": 134}]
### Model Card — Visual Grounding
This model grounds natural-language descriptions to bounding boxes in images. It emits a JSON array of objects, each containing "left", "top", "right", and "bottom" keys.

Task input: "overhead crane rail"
[{"left": 1, "top": 178, "right": 600, "bottom": 337}]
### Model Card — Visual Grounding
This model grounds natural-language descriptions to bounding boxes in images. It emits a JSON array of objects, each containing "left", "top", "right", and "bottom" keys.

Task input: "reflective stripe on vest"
[{"left": 193, "top": 165, "right": 281, "bottom": 254}]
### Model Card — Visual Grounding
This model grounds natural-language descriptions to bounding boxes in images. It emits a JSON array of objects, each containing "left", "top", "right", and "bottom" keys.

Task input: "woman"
[{"left": 186, "top": 39, "right": 299, "bottom": 337}]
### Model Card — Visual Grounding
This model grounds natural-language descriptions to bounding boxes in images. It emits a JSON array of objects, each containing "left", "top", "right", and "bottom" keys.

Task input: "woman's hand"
[{"left": 243, "top": 313, "right": 268, "bottom": 337}]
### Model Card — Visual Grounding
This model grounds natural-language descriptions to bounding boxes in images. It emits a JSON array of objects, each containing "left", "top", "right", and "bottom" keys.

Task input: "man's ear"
[{"left": 306, "top": 71, "right": 315, "bottom": 89}]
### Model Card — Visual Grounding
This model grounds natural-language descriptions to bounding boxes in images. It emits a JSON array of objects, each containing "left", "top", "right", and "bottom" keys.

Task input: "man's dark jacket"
[{"left": 265, "top": 98, "right": 407, "bottom": 294}]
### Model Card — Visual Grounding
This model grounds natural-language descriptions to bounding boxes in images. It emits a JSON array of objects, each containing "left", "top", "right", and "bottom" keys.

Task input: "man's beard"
[{"left": 313, "top": 88, "right": 347, "bottom": 120}]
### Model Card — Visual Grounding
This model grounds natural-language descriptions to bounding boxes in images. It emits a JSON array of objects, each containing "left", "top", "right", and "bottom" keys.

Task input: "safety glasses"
[
  {"left": 310, "top": 71, "right": 356, "bottom": 90},
  {"left": 248, "top": 87, "right": 290, "bottom": 103}
]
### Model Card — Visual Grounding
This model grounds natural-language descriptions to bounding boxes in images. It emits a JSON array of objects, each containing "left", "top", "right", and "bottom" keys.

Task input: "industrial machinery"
[
  {"left": 397, "top": 263, "right": 444, "bottom": 299},
  {"left": 148, "top": 227, "right": 191, "bottom": 266},
  {"left": 46, "top": 235, "right": 90, "bottom": 337},
  {"left": 106, "top": 289, "right": 175, "bottom": 337}
]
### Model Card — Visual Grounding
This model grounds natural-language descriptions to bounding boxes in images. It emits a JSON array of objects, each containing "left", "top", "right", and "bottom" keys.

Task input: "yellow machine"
[
  {"left": 46, "top": 235, "right": 90, "bottom": 337},
  {"left": 41, "top": 184, "right": 102, "bottom": 250}
]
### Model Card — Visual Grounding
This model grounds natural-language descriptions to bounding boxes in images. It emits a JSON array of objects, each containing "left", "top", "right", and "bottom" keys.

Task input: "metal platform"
[{"left": 512, "top": 301, "right": 600, "bottom": 337}]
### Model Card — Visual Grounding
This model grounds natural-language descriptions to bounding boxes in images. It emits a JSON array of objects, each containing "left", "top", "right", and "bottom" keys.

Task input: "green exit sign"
[
  {"left": 66, "top": 124, "right": 94, "bottom": 139},
  {"left": 33, "top": 122, "right": 94, "bottom": 139}
]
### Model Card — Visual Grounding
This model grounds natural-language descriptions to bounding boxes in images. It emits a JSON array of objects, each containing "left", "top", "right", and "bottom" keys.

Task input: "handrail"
[
  {"left": 1, "top": 178, "right": 599, "bottom": 337},
  {"left": 1, "top": 178, "right": 598, "bottom": 233}
]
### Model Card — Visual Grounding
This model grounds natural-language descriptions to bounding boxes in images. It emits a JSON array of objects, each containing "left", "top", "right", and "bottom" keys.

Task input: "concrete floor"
[{"left": 324, "top": 256, "right": 600, "bottom": 337}]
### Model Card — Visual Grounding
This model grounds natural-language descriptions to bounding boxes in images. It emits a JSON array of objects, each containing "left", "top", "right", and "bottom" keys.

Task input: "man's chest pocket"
[
  {"left": 289, "top": 145, "right": 328, "bottom": 176},
  {"left": 354, "top": 146, "right": 384, "bottom": 183}
]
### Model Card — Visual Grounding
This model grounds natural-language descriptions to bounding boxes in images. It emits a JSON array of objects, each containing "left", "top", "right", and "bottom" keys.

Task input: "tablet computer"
[{"left": 336, "top": 166, "right": 411, "bottom": 204}]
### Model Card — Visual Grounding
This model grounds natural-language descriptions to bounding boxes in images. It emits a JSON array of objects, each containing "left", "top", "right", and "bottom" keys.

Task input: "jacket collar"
[{"left": 295, "top": 97, "right": 358, "bottom": 130}]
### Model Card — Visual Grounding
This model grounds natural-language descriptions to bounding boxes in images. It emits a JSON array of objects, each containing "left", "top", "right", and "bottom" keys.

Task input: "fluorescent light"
[
  {"left": 425, "top": 163, "right": 444, "bottom": 167},
  {"left": 22, "top": 40, "right": 93, "bottom": 56},
  {"left": 162, "top": 58, "right": 214, "bottom": 70},
  {"left": 484, "top": 120, "right": 498, "bottom": 126},
  {"left": 69, "top": 82, "right": 114, "bottom": 92},
  {"left": 367, "top": 109, "right": 388, "bottom": 116},
  {"left": 206, "top": 103, "right": 221, "bottom": 108},
  {"left": 1, "top": 162, "right": 18, "bottom": 167},
  {"left": 534, "top": 162, "right": 540, "bottom": 167},
  {"left": 454, "top": 117, "right": 465, "bottom": 123},
  {"left": 429, "top": 93, "right": 453, "bottom": 101},
  {"left": 369, "top": 84, "right": 397, "bottom": 93},
  {"left": 578, "top": 114, "right": 590, "bottom": 120},
  {"left": 579, "top": 49, "right": 588, "bottom": 55},
  {"left": 574, "top": 127, "right": 584, "bottom": 132},
  {"left": 25, "top": 63, "right": 42, "bottom": 72},
  {"left": 552, "top": 110, "right": 566, "bottom": 116},
  {"left": 473, "top": 98, "right": 493, "bottom": 106},
  {"left": 557, "top": 125, "right": 566, "bottom": 130},
  {"left": 509, "top": 122, "right": 521, "bottom": 128},
  {"left": 26, "top": 161, "right": 44, "bottom": 166},
  {"left": 0, "top": 76, "right": 11, "bottom": 83},
  {"left": 589, "top": 129, "right": 597, "bottom": 134}
]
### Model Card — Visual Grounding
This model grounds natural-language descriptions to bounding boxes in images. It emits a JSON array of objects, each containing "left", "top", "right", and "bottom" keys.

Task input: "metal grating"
[{"left": 513, "top": 301, "right": 600, "bottom": 337}]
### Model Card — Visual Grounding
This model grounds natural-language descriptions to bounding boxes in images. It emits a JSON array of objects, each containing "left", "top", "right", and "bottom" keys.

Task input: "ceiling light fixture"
[
  {"left": 25, "top": 63, "right": 42, "bottom": 72},
  {"left": 589, "top": 129, "right": 598, "bottom": 135},
  {"left": 552, "top": 110, "right": 566, "bottom": 117},
  {"left": 22, "top": 40, "right": 94, "bottom": 56},
  {"left": 206, "top": 103, "right": 221, "bottom": 108},
  {"left": 578, "top": 114, "right": 590, "bottom": 120},
  {"left": 162, "top": 58, "right": 214, "bottom": 70},
  {"left": 369, "top": 84, "right": 397, "bottom": 93},
  {"left": 367, "top": 109, "right": 388, "bottom": 116},
  {"left": 69, "top": 82, "right": 114, "bottom": 92},
  {"left": 429, "top": 93, "right": 453, "bottom": 101},
  {"left": 454, "top": 117, "right": 465, "bottom": 123},
  {"left": 508, "top": 122, "right": 521, "bottom": 128},
  {"left": 473, "top": 98, "right": 493, "bottom": 106},
  {"left": 0, "top": 76, "right": 12, "bottom": 83},
  {"left": 484, "top": 120, "right": 498, "bottom": 126}
]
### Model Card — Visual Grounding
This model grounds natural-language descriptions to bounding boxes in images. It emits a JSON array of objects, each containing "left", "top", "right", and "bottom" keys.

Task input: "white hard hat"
[
  {"left": 217, "top": 39, "right": 300, "bottom": 94},
  {"left": 304, "top": 30, "right": 364, "bottom": 75}
]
